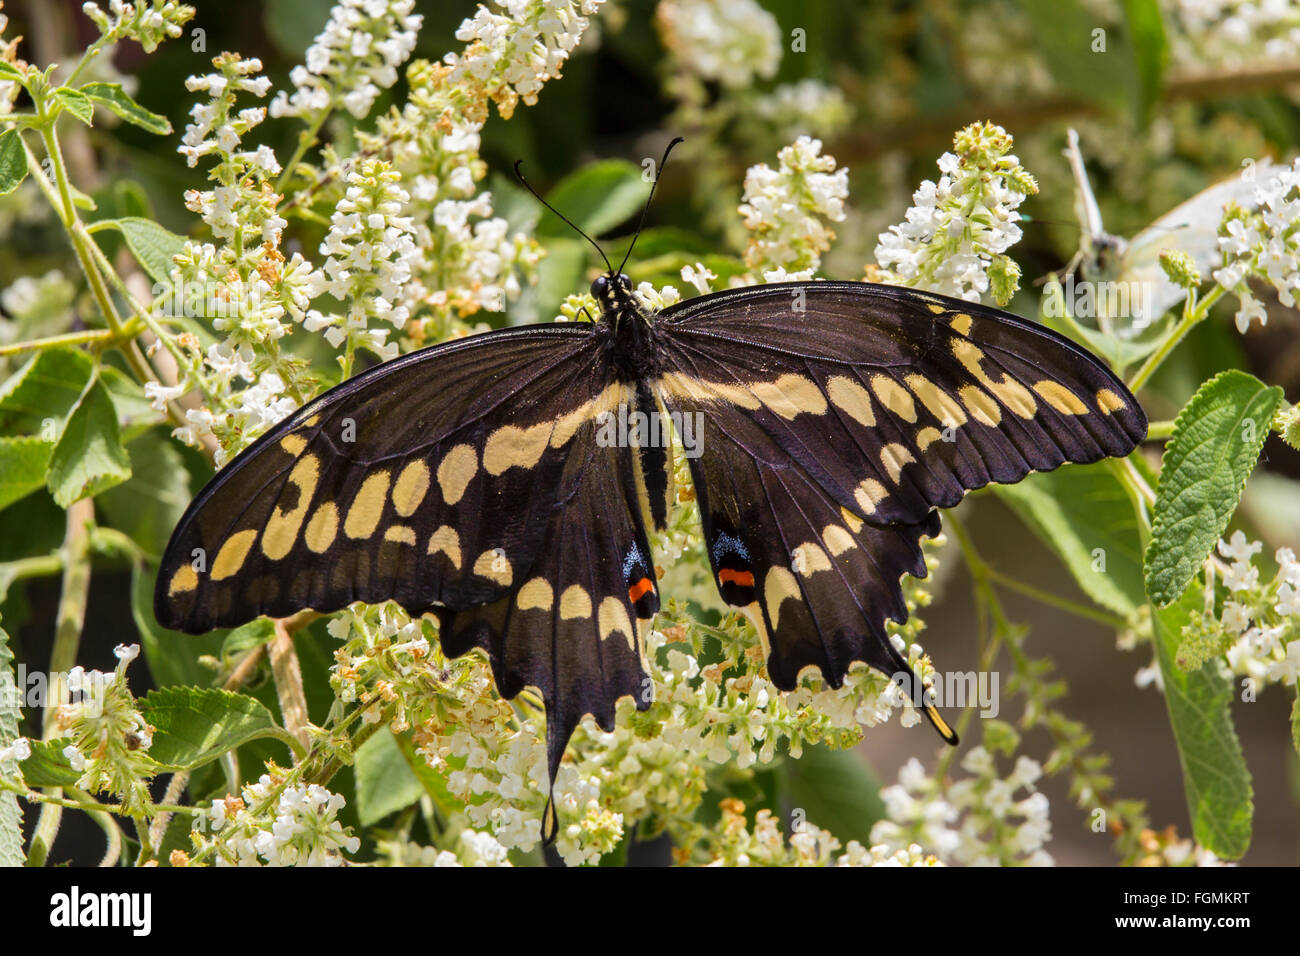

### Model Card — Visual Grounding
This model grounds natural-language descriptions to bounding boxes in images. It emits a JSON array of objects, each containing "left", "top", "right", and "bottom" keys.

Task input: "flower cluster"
[
  {"left": 378, "top": 829, "right": 514, "bottom": 866},
  {"left": 739, "top": 136, "right": 848, "bottom": 279},
  {"left": 1214, "top": 158, "right": 1300, "bottom": 334},
  {"left": 150, "top": 54, "right": 318, "bottom": 463},
  {"left": 303, "top": 158, "right": 421, "bottom": 369},
  {"left": 1175, "top": 532, "right": 1299, "bottom": 692},
  {"left": 655, "top": 0, "right": 781, "bottom": 91},
  {"left": 192, "top": 776, "right": 360, "bottom": 866},
  {"left": 1166, "top": 0, "right": 1300, "bottom": 67},
  {"left": 875, "top": 122, "right": 1038, "bottom": 305},
  {"left": 871, "top": 747, "right": 1054, "bottom": 866},
  {"left": 53, "top": 645, "right": 157, "bottom": 816},
  {"left": 269, "top": 0, "right": 422, "bottom": 122},
  {"left": 446, "top": 0, "right": 603, "bottom": 122},
  {"left": 699, "top": 799, "right": 943, "bottom": 866},
  {"left": 81, "top": 0, "right": 193, "bottom": 53}
]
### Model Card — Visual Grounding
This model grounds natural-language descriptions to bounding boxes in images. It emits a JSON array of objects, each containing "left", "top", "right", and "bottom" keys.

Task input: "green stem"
[
  {"left": 1127, "top": 286, "right": 1226, "bottom": 393},
  {"left": 982, "top": 566, "right": 1130, "bottom": 630},
  {"left": 27, "top": 498, "right": 94, "bottom": 867},
  {"left": 0, "top": 780, "right": 198, "bottom": 817},
  {"left": 0, "top": 322, "right": 146, "bottom": 358},
  {"left": 1146, "top": 419, "right": 1175, "bottom": 441},
  {"left": 274, "top": 110, "right": 331, "bottom": 196}
]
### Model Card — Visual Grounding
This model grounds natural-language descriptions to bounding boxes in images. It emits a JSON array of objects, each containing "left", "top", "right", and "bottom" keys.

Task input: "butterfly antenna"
[
  {"left": 617, "top": 136, "right": 684, "bottom": 276},
  {"left": 513, "top": 159, "right": 613, "bottom": 275}
]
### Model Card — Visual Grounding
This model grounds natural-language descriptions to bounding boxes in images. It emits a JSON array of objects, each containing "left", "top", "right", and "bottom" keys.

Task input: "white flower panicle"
[
  {"left": 739, "top": 136, "right": 848, "bottom": 279},
  {"left": 656, "top": 0, "right": 781, "bottom": 90},
  {"left": 194, "top": 776, "right": 360, "bottom": 866},
  {"left": 1167, "top": 0, "right": 1300, "bottom": 67},
  {"left": 270, "top": 0, "right": 423, "bottom": 122},
  {"left": 445, "top": 0, "right": 604, "bottom": 121},
  {"left": 1213, "top": 158, "right": 1300, "bottom": 334},
  {"left": 303, "top": 158, "right": 421, "bottom": 366},
  {"left": 82, "top": 0, "right": 193, "bottom": 53},
  {"left": 875, "top": 121, "right": 1038, "bottom": 306}
]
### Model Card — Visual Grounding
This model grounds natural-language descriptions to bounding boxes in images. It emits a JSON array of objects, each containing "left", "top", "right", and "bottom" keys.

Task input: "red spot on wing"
[
  {"left": 628, "top": 577, "right": 656, "bottom": 603},
  {"left": 718, "top": 568, "right": 754, "bottom": 588}
]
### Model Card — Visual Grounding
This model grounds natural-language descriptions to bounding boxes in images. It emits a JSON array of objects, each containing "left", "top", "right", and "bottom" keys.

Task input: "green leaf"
[
  {"left": 45, "top": 378, "right": 132, "bottom": 507},
  {"left": 220, "top": 618, "right": 276, "bottom": 661},
  {"left": 537, "top": 159, "right": 647, "bottom": 238},
  {"left": 0, "top": 61, "right": 25, "bottom": 82},
  {"left": 19, "top": 739, "right": 81, "bottom": 788},
  {"left": 0, "top": 625, "right": 25, "bottom": 866},
  {"left": 0, "top": 347, "right": 95, "bottom": 438},
  {"left": 97, "top": 429, "right": 191, "bottom": 556},
  {"left": 99, "top": 217, "right": 186, "bottom": 285},
  {"left": 996, "top": 462, "right": 1146, "bottom": 618},
  {"left": 1021, "top": 0, "right": 1131, "bottom": 111},
  {"left": 0, "top": 129, "right": 28, "bottom": 196},
  {"left": 141, "top": 686, "right": 298, "bottom": 770},
  {"left": 1152, "top": 583, "right": 1253, "bottom": 858},
  {"left": 79, "top": 82, "right": 171, "bottom": 135},
  {"left": 1145, "top": 370, "right": 1284, "bottom": 606},
  {"left": 515, "top": 236, "right": 588, "bottom": 325},
  {"left": 99, "top": 365, "right": 166, "bottom": 439},
  {"left": 784, "top": 744, "right": 885, "bottom": 847},
  {"left": 1121, "top": 0, "right": 1168, "bottom": 123},
  {"left": 355, "top": 728, "right": 424, "bottom": 827},
  {"left": 0, "top": 437, "right": 53, "bottom": 513},
  {"left": 54, "top": 87, "right": 95, "bottom": 126},
  {"left": 392, "top": 727, "right": 462, "bottom": 818}
]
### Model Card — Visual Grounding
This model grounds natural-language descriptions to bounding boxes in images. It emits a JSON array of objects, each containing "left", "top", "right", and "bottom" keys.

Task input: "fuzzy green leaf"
[
  {"left": 0, "top": 348, "right": 95, "bottom": 438},
  {"left": 45, "top": 379, "right": 132, "bottom": 507},
  {"left": 0, "top": 129, "right": 28, "bottom": 195},
  {"left": 1145, "top": 370, "right": 1284, "bottom": 605},
  {"left": 141, "top": 686, "right": 298, "bottom": 771},
  {"left": 54, "top": 87, "right": 95, "bottom": 125},
  {"left": 19, "top": 739, "right": 81, "bottom": 788},
  {"left": 79, "top": 82, "right": 171, "bottom": 135},
  {"left": 354, "top": 728, "right": 424, "bottom": 827},
  {"left": 100, "top": 217, "right": 186, "bottom": 285},
  {"left": 997, "top": 462, "right": 1146, "bottom": 618},
  {"left": 0, "top": 625, "right": 25, "bottom": 865},
  {"left": 537, "top": 159, "right": 647, "bottom": 238},
  {"left": 1152, "top": 583, "right": 1253, "bottom": 858},
  {"left": 0, "top": 437, "right": 53, "bottom": 513}
]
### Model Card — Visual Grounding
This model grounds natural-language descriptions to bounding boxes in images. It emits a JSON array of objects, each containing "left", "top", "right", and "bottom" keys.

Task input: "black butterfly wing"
[{"left": 653, "top": 281, "right": 1146, "bottom": 729}]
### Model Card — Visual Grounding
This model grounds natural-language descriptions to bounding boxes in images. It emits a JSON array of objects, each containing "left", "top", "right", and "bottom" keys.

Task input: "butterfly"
[{"left": 155, "top": 143, "right": 1147, "bottom": 842}]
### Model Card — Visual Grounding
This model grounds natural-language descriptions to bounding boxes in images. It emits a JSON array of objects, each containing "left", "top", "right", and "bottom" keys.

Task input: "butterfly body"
[{"left": 156, "top": 277, "right": 1146, "bottom": 835}]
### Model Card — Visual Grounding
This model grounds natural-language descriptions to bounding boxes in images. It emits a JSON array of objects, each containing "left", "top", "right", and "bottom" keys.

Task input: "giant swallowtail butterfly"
[{"left": 156, "top": 149, "right": 1147, "bottom": 842}]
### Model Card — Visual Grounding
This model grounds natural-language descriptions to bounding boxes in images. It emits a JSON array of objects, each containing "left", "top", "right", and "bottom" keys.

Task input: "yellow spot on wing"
[
  {"left": 826, "top": 375, "right": 876, "bottom": 427},
  {"left": 871, "top": 374, "right": 917, "bottom": 423},
  {"left": 750, "top": 374, "right": 828, "bottom": 419},
  {"left": 168, "top": 564, "right": 198, "bottom": 595},
  {"left": 656, "top": 372, "right": 761, "bottom": 410},
  {"left": 560, "top": 585, "right": 592, "bottom": 619},
  {"left": 344, "top": 471, "right": 391, "bottom": 540},
  {"left": 959, "top": 385, "right": 1001, "bottom": 426},
  {"left": 905, "top": 374, "right": 967, "bottom": 427},
  {"left": 384, "top": 525, "right": 416, "bottom": 545},
  {"left": 791, "top": 542, "right": 832, "bottom": 576},
  {"left": 880, "top": 442, "right": 916, "bottom": 483},
  {"left": 305, "top": 502, "right": 339, "bottom": 553},
  {"left": 952, "top": 340, "right": 1037, "bottom": 418},
  {"left": 473, "top": 548, "right": 512, "bottom": 586},
  {"left": 854, "top": 480, "right": 887, "bottom": 515},
  {"left": 483, "top": 422, "right": 552, "bottom": 476},
  {"left": 950, "top": 313, "right": 973, "bottom": 336},
  {"left": 764, "top": 567, "right": 801, "bottom": 630},
  {"left": 427, "top": 525, "right": 461, "bottom": 569},
  {"left": 551, "top": 383, "right": 629, "bottom": 447},
  {"left": 517, "top": 578, "right": 554, "bottom": 610},
  {"left": 392, "top": 460, "right": 431, "bottom": 517},
  {"left": 926, "top": 303, "right": 945, "bottom": 314},
  {"left": 916, "top": 426, "right": 944, "bottom": 450},
  {"left": 840, "top": 507, "right": 864, "bottom": 532},
  {"left": 212, "top": 529, "right": 258, "bottom": 581},
  {"left": 822, "top": 525, "right": 855, "bottom": 556},
  {"left": 598, "top": 597, "right": 635, "bottom": 649},
  {"left": 1096, "top": 388, "right": 1126, "bottom": 414},
  {"left": 280, "top": 434, "right": 307, "bottom": 456},
  {"left": 437, "top": 445, "right": 478, "bottom": 504},
  {"left": 1033, "top": 380, "right": 1089, "bottom": 415},
  {"left": 262, "top": 455, "right": 320, "bottom": 560}
]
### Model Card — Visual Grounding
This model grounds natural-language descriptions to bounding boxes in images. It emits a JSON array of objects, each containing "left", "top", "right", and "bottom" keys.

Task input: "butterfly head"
[{"left": 592, "top": 272, "right": 636, "bottom": 313}]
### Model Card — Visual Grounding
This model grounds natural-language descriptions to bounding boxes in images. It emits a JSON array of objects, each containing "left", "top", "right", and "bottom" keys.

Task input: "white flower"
[
  {"left": 1214, "top": 158, "right": 1300, "bottom": 333},
  {"left": 0, "top": 738, "right": 31, "bottom": 763},
  {"left": 1218, "top": 530, "right": 1263, "bottom": 563},
  {"left": 656, "top": 0, "right": 780, "bottom": 89},
  {"left": 270, "top": 0, "right": 423, "bottom": 121},
  {"left": 740, "top": 136, "right": 848, "bottom": 276}
]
